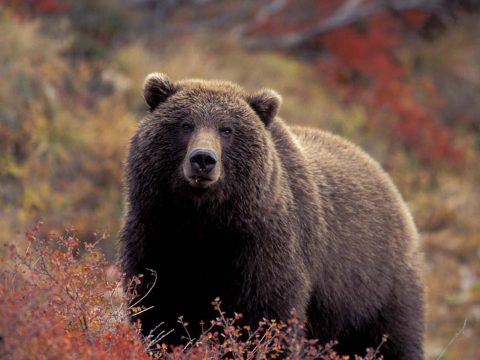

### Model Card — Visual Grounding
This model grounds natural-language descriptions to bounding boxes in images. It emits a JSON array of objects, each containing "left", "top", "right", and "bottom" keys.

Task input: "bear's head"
[{"left": 129, "top": 73, "right": 282, "bottom": 205}]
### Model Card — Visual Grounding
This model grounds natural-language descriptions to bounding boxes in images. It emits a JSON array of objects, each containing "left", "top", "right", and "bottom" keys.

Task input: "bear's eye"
[
  {"left": 181, "top": 122, "right": 194, "bottom": 132},
  {"left": 219, "top": 126, "right": 233, "bottom": 137}
]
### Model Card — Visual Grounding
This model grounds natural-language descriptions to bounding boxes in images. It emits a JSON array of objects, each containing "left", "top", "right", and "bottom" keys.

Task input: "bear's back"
[
  {"left": 287, "top": 126, "right": 420, "bottom": 323},
  {"left": 291, "top": 125, "right": 418, "bottom": 257}
]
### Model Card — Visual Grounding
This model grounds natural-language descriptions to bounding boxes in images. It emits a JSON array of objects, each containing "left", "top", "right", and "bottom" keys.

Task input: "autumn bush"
[
  {"left": 0, "top": 222, "right": 388, "bottom": 359},
  {"left": 0, "top": 222, "right": 147, "bottom": 359}
]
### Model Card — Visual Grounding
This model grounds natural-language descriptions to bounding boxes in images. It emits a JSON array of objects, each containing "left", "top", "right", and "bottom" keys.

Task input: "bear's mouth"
[{"left": 188, "top": 175, "right": 214, "bottom": 188}]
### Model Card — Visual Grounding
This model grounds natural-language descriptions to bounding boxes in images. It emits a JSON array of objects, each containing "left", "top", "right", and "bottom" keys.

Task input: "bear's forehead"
[
  {"left": 177, "top": 79, "right": 246, "bottom": 96},
  {"left": 154, "top": 95, "right": 248, "bottom": 127},
  {"left": 169, "top": 81, "right": 251, "bottom": 116}
]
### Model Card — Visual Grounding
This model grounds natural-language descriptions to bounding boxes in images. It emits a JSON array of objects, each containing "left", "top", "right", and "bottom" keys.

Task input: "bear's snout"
[
  {"left": 189, "top": 149, "right": 217, "bottom": 175},
  {"left": 185, "top": 148, "right": 219, "bottom": 188},
  {"left": 183, "top": 129, "right": 222, "bottom": 188}
]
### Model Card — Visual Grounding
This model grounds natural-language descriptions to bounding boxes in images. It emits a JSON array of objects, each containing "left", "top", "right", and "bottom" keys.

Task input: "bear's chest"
[{"left": 147, "top": 217, "right": 242, "bottom": 295}]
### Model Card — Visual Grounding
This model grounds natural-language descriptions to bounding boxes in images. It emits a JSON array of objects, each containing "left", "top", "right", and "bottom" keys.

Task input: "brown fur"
[{"left": 120, "top": 74, "right": 424, "bottom": 358}]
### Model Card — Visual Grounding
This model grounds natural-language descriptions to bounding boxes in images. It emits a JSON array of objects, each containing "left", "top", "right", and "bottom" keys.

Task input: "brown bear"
[{"left": 119, "top": 73, "right": 424, "bottom": 358}]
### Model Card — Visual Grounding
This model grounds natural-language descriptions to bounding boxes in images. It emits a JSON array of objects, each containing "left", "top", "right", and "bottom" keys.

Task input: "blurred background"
[{"left": 0, "top": 0, "right": 479, "bottom": 358}]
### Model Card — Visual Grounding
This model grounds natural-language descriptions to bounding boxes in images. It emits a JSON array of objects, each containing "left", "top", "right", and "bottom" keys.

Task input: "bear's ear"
[
  {"left": 246, "top": 89, "right": 282, "bottom": 126},
  {"left": 143, "top": 73, "right": 177, "bottom": 110}
]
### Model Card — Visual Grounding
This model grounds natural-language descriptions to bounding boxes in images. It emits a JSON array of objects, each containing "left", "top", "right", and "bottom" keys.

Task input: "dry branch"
[{"left": 240, "top": 0, "right": 444, "bottom": 49}]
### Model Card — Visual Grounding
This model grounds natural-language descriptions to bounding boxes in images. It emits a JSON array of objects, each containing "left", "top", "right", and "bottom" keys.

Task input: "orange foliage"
[
  {"left": 0, "top": 222, "right": 147, "bottom": 359},
  {"left": 319, "top": 13, "right": 464, "bottom": 164}
]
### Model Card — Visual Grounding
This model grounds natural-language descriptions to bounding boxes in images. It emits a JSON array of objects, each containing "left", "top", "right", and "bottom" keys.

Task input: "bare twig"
[
  {"left": 436, "top": 317, "right": 468, "bottom": 360},
  {"left": 145, "top": 322, "right": 175, "bottom": 353},
  {"left": 240, "top": 0, "right": 444, "bottom": 49},
  {"left": 128, "top": 268, "right": 157, "bottom": 310},
  {"left": 131, "top": 305, "right": 154, "bottom": 317},
  {"left": 248, "top": 321, "right": 276, "bottom": 359},
  {"left": 180, "top": 318, "right": 197, "bottom": 353}
]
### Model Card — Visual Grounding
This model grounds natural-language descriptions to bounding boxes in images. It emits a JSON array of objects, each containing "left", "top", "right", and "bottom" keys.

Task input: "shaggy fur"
[{"left": 119, "top": 73, "right": 424, "bottom": 359}]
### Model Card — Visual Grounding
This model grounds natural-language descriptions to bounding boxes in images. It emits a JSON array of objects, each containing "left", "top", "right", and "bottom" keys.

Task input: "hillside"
[{"left": 0, "top": 1, "right": 479, "bottom": 358}]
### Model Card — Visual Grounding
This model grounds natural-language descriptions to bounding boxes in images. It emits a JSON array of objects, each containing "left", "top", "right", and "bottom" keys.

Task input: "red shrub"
[{"left": 0, "top": 222, "right": 147, "bottom": 359}]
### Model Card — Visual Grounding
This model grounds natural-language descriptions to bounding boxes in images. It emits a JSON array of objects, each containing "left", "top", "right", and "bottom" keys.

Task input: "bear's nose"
[{"left": 189, "top": 149, "right": 217, "bottom": 174}]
